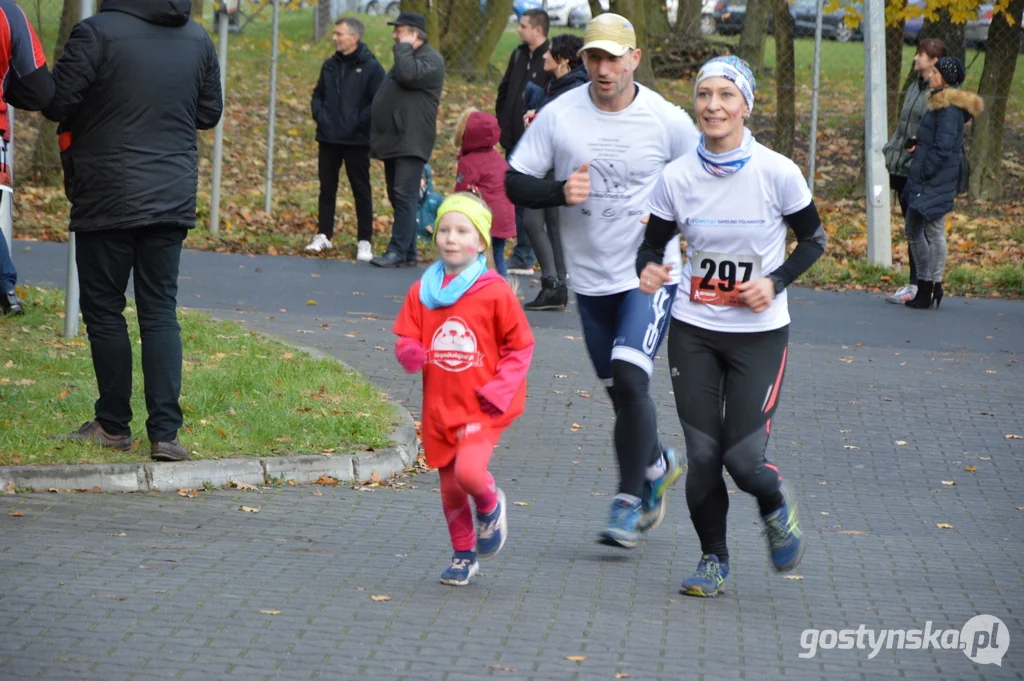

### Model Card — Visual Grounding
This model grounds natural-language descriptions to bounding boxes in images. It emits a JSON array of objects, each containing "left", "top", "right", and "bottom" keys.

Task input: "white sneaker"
[
  {"left": 507, "top": 267, "right": 536, "bottom": 276},
  {"left": 885, "top": 284, "right": 917, "bottom": 304},
  {"left": 356, "top": 240, "right": 373, "bottom": 262},
  {"left": 304, "top": 233, "right": 332, "bottom": 253}
]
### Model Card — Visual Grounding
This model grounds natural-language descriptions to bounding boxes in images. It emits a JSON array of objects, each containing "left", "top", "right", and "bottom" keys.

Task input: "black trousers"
[
  {"left": 668, "top": 320, "right": 789, "bottom": 563},
  {"left": 383, "top": 156, "right": 423, "bottom": 260},
  {"left": 889, "top": 174, "right": 917, "bottom": 284},
  {"left": 318, "top": 143, "right": 373, "bottom": 242},
  {"left": 75, "top": 226, "right": 187, "bottom": 442}
]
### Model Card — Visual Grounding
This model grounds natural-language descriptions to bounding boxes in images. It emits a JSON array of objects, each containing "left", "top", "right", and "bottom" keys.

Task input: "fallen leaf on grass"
[
  {"left": 941, "top": 480, "right": 956, "bottom": 486},
  {"left": 238, "top": 505, "right": 260, "bottom": 513},
  {"left": 936, "top": 523, "right": 955, "bottom": 529},
  {"left": 9, "top": 511, "right": 24, "bottom": 517},
  {"left": 513, "top": 501, "right": 530, "bottom": 507},
  {"left": 565, "top": 656, "right": 586, "bottom": 662},
  {"left": 13, "top": 378, "right": 35, "bottom": 386},
  {"left": 259, "top": 609, "right": 281, "bottom": 615},
  {"left": 370, "top": 594, "right": 390, "bottom": 602},
  {"left": 56, "top": 389, "right": 71, "bottom": 399},
  {"left": 964, "top": 466, "right": 977, "bottom": 473},
  {"left": 314, "top": 474, "right": 339, "bottom": 486},
  {"left": 485, "top": 665, "right": 518, "bottom": 672},
  {"left": 177, "top": 488, "right": 199, "bottom": 498},
  {"left": 281, "top": 352, "right": 293, "bottom": 359},
  {"left": 783, "top": 575, "right": 804, "bottom": 580},
  {"left": 371, "top": 470, "right": 382, "bottom": 484}
]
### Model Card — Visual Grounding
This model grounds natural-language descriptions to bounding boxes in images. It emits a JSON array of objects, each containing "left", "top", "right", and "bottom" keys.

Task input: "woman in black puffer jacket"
[{"left": 902, "top": 57, "right": 983, "bottom": 310}]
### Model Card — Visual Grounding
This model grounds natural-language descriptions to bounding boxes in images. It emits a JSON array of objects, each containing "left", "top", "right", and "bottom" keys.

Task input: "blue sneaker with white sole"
[
  {"left": 638, "top": 448, "right": 683, "bottom": 533},
  {"left": 762, "top": 480, "right": 805, "bottom": 572},
  {"left": 680, "top": 554, "right": 729, "bottom": 598},
  {"left": 598, "top": 496, "right": 642, "bottom": 548},
  {"left": 475, "top": 488, "right": 507, "bottom": 560},
  {"left": 440, "top": 551, "right": 479, "bottom": 586}
]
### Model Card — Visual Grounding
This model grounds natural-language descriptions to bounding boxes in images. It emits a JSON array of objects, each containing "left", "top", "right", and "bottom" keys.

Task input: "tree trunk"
[
  {"left": 403, "top": 0, "right": 438, "bottom": 39},
  {"left": 676, "top": 0, "right": 703, "bottom": 34},
  {"left": 886, "top": 19, "right": 905, "bottom": 137},
  {"left": 737, "top": 0, "right": 770, "bottom": 75},
  {"left": 588, "top": 0, "right": 603, "bottom": 20},
  {"left": 771, "top": 0, "right": 793, "bottom": 156},
  {"left": 438, "top": 0, "right": 515, "bottom": 77},
  {"left": 610, "top": 0, "right": 657, "bottom": 86},
  {"left": 968, "top": 0, "right": 1024, "bottom": 200},
  {"left": 645, "top": 0, "right": 670, "bottom": 35},
  {"left": 26, "top": 0, "right": 78, "bottom": 185},
  {"left": 315, "top": 0, "right": 333, "bottom": 42}
]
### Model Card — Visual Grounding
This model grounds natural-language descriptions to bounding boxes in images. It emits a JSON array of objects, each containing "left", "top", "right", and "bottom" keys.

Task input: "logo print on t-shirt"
[
  {"left": 426, "top": 317, "right": 485, "bottom": 372},
  {"left": 589, "top": 159, "right": 628, "bottom": 193}
]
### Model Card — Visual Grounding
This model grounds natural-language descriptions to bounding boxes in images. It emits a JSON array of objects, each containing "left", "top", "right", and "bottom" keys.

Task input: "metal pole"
[
  {"left": 863, "top": 0, "right": 891, "bottom": 267},
  {"left": 807, "top": 0, "right": 824, "bottom": 193},
  {"left": 209, "top": 10, "right": 229, "bottom": 234},
  {"left": 263, "top": 0, "right": 280, "bottom": 214},
  {"left": 65, "top": 0, "right": 93, "bottom": 338}
]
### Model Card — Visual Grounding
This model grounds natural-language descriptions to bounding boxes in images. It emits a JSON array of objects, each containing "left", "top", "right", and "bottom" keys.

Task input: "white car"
[{"left": 568, "top": 0, "right": 716, "bottom": 32}]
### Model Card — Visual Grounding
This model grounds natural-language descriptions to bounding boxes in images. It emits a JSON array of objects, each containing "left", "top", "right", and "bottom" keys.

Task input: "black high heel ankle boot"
[
  {"left": 905, "top": 280, "right": 934, "bottom": 309},
  {"left": 933, "top": 282, "right": 943, "bottom": 309}
]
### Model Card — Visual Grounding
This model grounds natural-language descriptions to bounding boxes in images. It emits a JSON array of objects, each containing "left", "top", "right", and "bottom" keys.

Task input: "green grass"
[{"left": 0, "top": 286, "right": 398, "bottom": 467}]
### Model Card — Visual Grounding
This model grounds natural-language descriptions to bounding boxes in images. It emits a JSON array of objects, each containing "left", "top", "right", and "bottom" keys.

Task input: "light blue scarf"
[
  {"left": 697, "top": 128, "right": 755, "bottom": 177},
  {"left": 419, "top": 256, "right": 488, "bottom": 310}
]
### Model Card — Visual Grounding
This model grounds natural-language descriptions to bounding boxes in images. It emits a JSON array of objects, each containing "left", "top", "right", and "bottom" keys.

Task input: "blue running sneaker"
[
  {"left": 761, "top": 480, "right": 805, "bottom": 572},
  {"left": 680, "top": 554, "right": 729, "bottom": 597},
  {"left": 638, "top": 448, "right": 683, "bottom": 533},
  {"left": 598, "top": 496, "right": 642, "bottom": 548},
  {"left": 475, "top": 488, "right": 507, "bottom": 560},
  {"left": 440, "top": 551, "right": 479, "bottom": 586}
]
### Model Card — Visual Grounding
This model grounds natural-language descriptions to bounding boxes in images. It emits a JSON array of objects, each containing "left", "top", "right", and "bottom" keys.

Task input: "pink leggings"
[{"left": 437, "top": 436, "right": 499, "bottom": 552}]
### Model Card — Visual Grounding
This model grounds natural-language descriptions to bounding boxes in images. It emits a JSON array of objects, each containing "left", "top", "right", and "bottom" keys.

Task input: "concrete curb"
[{"left": 0, "top": 342, "right": 420, "bottom": 494}]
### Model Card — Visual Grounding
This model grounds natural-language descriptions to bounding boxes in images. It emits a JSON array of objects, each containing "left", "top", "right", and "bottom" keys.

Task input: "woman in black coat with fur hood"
[{"left": 902, "top": 56, "right": 983, "bottom": 309}]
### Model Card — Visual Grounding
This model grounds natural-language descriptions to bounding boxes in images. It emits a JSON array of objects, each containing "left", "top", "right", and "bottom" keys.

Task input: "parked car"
[
  {"left": 360, "top": 0, "right": 539, "bottom": 22},
  {"left": 567, "top": 0, "right": 609, "bottom": 29},
  {"left": 711, "top": 0, "right": 747, "bottom": 35},
  {"left": 904, "top": 1, "right": 996, "bottom": 49},
  {"left": 791, "top": 0, "right": 862, "bottom": 41}
]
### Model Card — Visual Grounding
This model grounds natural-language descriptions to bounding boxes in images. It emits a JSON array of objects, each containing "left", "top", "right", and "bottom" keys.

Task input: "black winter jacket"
[
  {"left": 903, "top": 88, "right": 984, "bottom": 221},
  {"left": 311, "top": 43, "right": 384, "bottom": 147},
  {"left": 43, "top": 0, "right": 221, "bottom": 233},
  {"left": 370, "top": 40, "right": 444, "bottom": 163},
  {"left": 495, "top": 40, "right": 550, "bottom": 152}
]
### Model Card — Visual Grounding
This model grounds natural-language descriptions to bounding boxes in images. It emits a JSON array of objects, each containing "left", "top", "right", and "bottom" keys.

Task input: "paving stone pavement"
[{"left": 3, "top": 242, "right": 1023, "bottom": 680}]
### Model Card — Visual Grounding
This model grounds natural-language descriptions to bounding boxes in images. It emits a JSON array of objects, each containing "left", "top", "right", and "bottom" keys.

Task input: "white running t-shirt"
[
  {"left": 647, "top": 142, "right": 813, "bottom": 333},
  {"left": 509, "top": 84, "right": 699, "bottom": 296}
]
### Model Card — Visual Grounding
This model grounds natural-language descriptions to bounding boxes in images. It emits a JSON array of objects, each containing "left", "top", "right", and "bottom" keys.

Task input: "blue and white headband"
[{"left": 695, "top": 56, "right": 756, "bottom": 114}]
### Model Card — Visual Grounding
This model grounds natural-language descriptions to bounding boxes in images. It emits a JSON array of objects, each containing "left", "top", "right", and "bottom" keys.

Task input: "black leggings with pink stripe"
[{"left": 667, "top": 319, "right": 790, "bottom": 565}]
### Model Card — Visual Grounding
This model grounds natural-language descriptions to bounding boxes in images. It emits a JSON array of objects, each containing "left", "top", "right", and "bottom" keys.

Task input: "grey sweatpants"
[{"left": 905, "top": 209, "right": 948, "bottom": 282}]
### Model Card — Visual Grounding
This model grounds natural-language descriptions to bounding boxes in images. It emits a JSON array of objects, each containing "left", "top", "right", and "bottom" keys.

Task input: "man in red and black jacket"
[{"left": 0, "top": 0, "right": 53, "bottom": 315}]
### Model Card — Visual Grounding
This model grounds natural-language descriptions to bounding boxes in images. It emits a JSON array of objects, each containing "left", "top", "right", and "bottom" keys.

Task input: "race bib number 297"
[{"left": 690, "top": 250, "right": 762, "bottom": 307}]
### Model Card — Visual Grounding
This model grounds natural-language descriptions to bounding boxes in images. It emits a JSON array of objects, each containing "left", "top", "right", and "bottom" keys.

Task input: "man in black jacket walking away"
[
  {"left": 306, "top": 17, "right": 384, "bottom": 261},
  {"left": 44, "top": 0, "right": 221, "bottom": 462},
  {"left": 369, "top": 11, "right": 445, "bottom": 268},
  {"left": 496, "top": 9, "right": 550, "bottom": 275}
]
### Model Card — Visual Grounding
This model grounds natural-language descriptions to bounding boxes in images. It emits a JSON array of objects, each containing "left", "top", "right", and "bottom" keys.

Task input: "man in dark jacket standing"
[
  {"left": 44, "top": 0, "right": 221, "bottom": 462},
  {"left": 369, "top": 11, "right": 445, "bottom": 268},
  {"left": 495, "top": 9, "right": 550, "bottom": 275},
  {"left": 306, "top": 17, "right": 384, "bottom": 261},
  {"left": 0, "top": 0, "right": 54, "bottom": 316}
]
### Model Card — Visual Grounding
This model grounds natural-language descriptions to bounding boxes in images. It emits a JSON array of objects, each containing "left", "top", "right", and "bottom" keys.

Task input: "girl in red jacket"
[
  {"left": 392, "top": 192, "right": 535, "bottom": 586},
  {"left": 454, "top": 109, "right": 517, "bottom": 277}
]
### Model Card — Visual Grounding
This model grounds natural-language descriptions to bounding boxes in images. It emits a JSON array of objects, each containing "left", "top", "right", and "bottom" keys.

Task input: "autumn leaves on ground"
[{"left": 10, "top": 9, "right": 1024, "bottom": 297}]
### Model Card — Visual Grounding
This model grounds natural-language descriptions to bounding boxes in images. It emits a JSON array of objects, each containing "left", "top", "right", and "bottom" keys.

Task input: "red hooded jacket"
[{"left": 455, "top": 111, "right": 516, "bottom": 240}]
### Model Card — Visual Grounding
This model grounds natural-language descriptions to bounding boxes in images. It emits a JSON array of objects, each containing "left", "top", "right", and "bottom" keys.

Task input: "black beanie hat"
[{"left": 935, "top": 56, "right": 965, "bottom": 87}]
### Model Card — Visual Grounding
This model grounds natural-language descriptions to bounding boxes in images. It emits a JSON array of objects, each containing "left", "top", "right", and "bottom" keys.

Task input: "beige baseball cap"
[{"left": 578, "top": 13, "right": 636, "bottom": 57}]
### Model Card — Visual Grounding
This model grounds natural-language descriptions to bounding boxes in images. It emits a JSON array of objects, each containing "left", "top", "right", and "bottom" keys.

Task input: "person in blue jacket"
[
  {"left": 417, "top": 163, "right": 443, "bottom": 239},
  {"left": 901, "top": 56, "right": 982, "bottom": 310}
]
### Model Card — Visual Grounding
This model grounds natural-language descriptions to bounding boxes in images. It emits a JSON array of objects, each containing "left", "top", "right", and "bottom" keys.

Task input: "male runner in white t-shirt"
[{"left": 505, "top": 13, "right": 699, "bottom": 548}]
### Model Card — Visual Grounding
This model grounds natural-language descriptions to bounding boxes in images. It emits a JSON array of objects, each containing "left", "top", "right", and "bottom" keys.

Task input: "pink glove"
[
  {"left": 476, "top": 389, "right": 503, "bottom": 417},
  {"left": 396, "top": 338, "right": 426, "bottom": 373}
]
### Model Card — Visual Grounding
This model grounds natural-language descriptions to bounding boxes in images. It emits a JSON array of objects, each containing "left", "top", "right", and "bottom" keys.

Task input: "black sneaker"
[
  {"left": 53, "top": 421, "right": 132, "bottom": 451},
  {"left": 151, "top": 438, "right": 190, "bottom": 462},
  {"left": 523, "top": 278, "right": 567, "bottom": 311}
]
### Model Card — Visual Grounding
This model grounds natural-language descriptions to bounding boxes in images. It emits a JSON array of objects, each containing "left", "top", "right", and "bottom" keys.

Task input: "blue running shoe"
[
  {"left": 440, "top": 551, "right": 479, "bottom": 586},
  {"left": 680, "top": 554, "right": 729, "bottom": 597},
  {"left": 762, "top": 480, "right": 805, "bottom": 572},
  {"left": 598, "top": 496, "right": 642, "bottom": 548},
  {"left": 638, "top": 448, "right": 683, "bottom": 533},
  {"left": 475, "top": 488, "right": 507, "bottom": 560}
]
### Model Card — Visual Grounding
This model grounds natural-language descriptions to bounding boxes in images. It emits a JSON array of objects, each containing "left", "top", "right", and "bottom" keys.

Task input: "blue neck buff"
[
  {"left": 419, "top": 256, "right": 488, "bottom": 310},
  {"left": 696, "top": 128, "right": 755, "bottom": 177}
]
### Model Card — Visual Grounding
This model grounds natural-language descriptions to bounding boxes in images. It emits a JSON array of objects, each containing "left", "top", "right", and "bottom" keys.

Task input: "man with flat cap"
[{"left": 369, "top": 11, "right": 445, "bottom": 268}]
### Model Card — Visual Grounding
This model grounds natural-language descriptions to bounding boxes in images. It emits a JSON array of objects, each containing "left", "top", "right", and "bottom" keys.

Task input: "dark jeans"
[
  {"left": 491, "top": 237, "right": 507, "bottom": 277},
  {"left": 889, "top": 174, "right": 916, "bottom": 284},
  {"left": 510, "top": 204, "right": 535, "bottom": 267},
  {"left": 318, "top": 143, "right": 373, "bottom": 242},
  {"left": 383, "top": 157, "right": 423, "bottom": 261},
  {"left": 0, "top": 235, "right": 15, "bottom": 293},
  {"left": 76, "top": 226, "right": 187, "bottom": 442}
]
